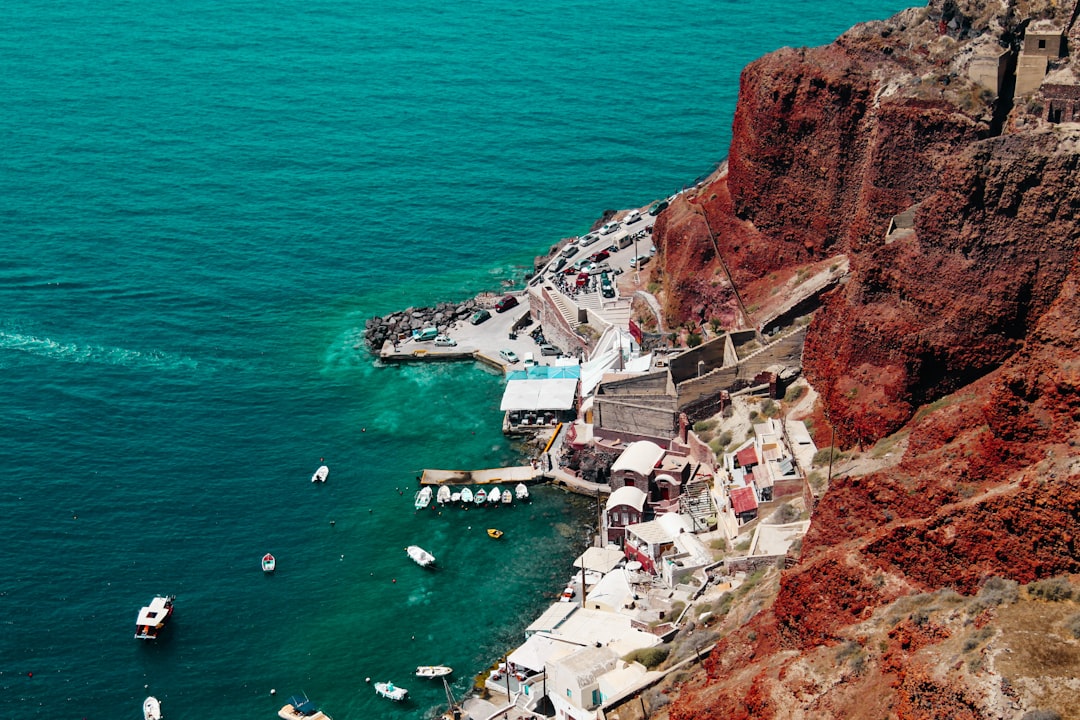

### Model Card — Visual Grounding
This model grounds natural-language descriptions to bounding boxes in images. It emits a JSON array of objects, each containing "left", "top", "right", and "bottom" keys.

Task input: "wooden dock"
[{"left": 420, "top": 466, "right": 542, "bottom": 486}]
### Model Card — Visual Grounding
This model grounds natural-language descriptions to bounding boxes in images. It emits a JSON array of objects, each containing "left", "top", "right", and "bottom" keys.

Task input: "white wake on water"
[{"left": 0, "top": 330, "right": 201, "bottom": 371}]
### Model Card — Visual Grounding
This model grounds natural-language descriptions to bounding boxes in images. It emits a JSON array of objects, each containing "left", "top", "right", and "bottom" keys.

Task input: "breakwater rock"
[{"left": 364, "top": 296, "right": 493, "bottom": 352}]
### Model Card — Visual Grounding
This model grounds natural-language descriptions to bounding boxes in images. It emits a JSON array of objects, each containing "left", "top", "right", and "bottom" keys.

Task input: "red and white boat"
[
  {"left": 262, "top": 553, "right": 276, "bottom": 573},
  {"left": 134, "top": 595, "right": 175, "bottom": 640}
]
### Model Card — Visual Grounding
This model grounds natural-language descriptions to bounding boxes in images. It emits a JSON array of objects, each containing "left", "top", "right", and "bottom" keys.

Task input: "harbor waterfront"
[{"left": 0, "top": 0, "right": 918, "bottom": 718}]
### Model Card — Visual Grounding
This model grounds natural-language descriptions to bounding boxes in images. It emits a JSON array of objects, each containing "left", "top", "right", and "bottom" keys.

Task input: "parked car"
[
  {"left": 624, "top": 209, "right": 642, "bottom": 225},
  {"left": 434, "top": 335, "right": 457, "bottom": 347},
  {"left": 494, "top": 295, "right": 519, "bottom": 313},
  {"left": 470, "top": 309, "right": 491, "bottom": 325},
  {"left": 629, "top": 255, "right": 651, "bottom": 268},
  {"left": 553, "top": 257, "right": 568, "bottom": 272},
  {"left": 413, "top": 327, "right": 439, "bottom": 342},
  {"left": 599, "top": 221, "right": 620, "bottom": 235},
  {"left": 540, "top": 343, "right": 561, "bottom": 356},
  {"left": 560, "top": 245, "right": 578, "bottom": 259},
  {"left": 499, "top": 349, "right": 519, "bottom": 364},
  {"left": 575, "top": 272, "right": 590, "bottom": 287},
  {"left": 589, "top": 262, "right": 612, "bottom": 275},
  {"left": 590, "top": 249, "right": 610, "bottom": 263},
  {"left": 580, "top": 232, "right": 601, "bottom": 246},
  {"left": 600, "top": 272, "right": 615, "bottom": 298},
  {"left": 648, "top": 200, "right": 669, "bottom": 216}
]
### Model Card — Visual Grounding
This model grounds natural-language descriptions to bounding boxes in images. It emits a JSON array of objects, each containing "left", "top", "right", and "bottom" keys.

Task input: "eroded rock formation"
[{"left": 657, "top": 0, "right": 1080, "bottom": 716}]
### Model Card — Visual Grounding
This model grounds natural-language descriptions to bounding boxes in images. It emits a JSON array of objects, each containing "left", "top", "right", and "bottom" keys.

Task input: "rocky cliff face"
[{"left": 657, "top": 0, "right": 1080, "bottom": 717}]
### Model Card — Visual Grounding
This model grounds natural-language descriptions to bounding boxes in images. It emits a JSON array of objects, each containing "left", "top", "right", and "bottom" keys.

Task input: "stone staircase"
[
  {"left": 549, "top": 290, "right": 581, "bottom": 330},
  {"left": 596, "top": 298, "right": 632, "bottom": 331}
]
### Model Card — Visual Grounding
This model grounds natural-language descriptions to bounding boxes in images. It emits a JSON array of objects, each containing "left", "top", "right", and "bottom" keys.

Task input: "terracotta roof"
[
  {"left": 736, "top": 446, "right": 759, "bottom": 468},
  {"left": 730, "top": 486, "right": 758, "bottom": 515}
]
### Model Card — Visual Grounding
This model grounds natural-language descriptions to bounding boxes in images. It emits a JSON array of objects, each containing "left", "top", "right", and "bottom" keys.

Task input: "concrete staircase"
[
  {"left": 596, "top": 297, "right": 632, "bottom": 331},
  {"left": 549, "top": 291, "right": 582, "bottom": 330}
]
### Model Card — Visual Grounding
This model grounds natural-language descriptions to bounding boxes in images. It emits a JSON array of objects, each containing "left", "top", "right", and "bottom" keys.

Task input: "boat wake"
[{"left": 0, "top": 329, "right": 202, "bottom": 371}]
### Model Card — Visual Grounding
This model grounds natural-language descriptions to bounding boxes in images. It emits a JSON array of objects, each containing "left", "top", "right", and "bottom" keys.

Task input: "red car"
[
  {"left": 494, "top": 295, "right": 519, "bottom": 313},
  {"left": 590, "top": 250, "right": 610, "bottom": 263},
  {"left": 576, "top": 272, "right": 590, "bottom": 287}
]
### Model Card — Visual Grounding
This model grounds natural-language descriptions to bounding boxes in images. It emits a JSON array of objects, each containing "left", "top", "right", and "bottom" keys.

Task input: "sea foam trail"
[{"left": 0, "top": 330, "right": 201, "bottom": 371}]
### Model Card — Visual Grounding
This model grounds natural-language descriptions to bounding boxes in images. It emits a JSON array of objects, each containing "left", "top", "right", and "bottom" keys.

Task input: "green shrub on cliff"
[
  {"left": 1029, "top": 578, "right": 1074, "bottom": 602},
  {"left": 624, "top": 645, "right": 670, "bottom": 669}
]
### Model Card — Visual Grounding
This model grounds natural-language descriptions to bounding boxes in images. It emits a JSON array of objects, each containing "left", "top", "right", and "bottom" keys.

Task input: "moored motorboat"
[
  {"left": 262, "top": 553, "right": 276, "bottom": 573},
  {"left": 436, "top": 485, "right": 451, "bottom": 505},
  {"left": 487, "top": 528, "right": 504, "bottom": 539},
  {"left": 488, "top": 486, "right": 501, "bottom": 505},
  {"left": 414, "top": 486, "right": 433, "bottom": 510},
  {"left": 143, "top": 696, "right": 162, "bottom": 720},
  {"left": 375, "top": 680, "right": 409, "bottom": 702},
  {"left": 473, "top": 488, "right": 487, "bottom": 505},
  {"left": 450, "top": 491, "right": 461, "bottom": 502},
  {"left": 406, "top": 545, "right": 436, "bottom": 567},
  {"left": 278, "top": 693, "right": 333, "bottom": 720},
  {"left": 415, "top": 665, "right": 453, "bottom": 678},
  {"left": 134, "top": 595, "right": 175, "bottom": 640},
  {"left": 311, "top": 465, "right": 329, "bottom": 483},
  {"left": 515, "top": 483, "right": 530, "bottom": 501},
  {"left": 460, "top": 487, "right": 473, "bottom": 504},
  {"left": 501, "top": 489, "right": 512, "bottom": 504}
]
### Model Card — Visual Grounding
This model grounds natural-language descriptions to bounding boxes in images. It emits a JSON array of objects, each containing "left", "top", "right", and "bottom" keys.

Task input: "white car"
[
  {"left": 599, "top": 222, "right": 620, "bottom": 235},
  {"left": 499, "top": 349, "right": 519, "bottom": 364},
  {"left": 434, "top": 335, "right": 457, "bottom": 347},
  {"left": 580, "top": 232, "right": 601, "bottom": 246},
  {"left": 623, "top": 210, "right": 642, "bottom": 225},
  {"left": 629, "top": 255, "right": 651, "bottom": 268}
]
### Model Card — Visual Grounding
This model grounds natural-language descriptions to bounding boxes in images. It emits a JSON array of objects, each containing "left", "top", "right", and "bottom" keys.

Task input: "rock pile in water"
[{"left": 364, "top": 296, "right": 493, "bottom": 352}]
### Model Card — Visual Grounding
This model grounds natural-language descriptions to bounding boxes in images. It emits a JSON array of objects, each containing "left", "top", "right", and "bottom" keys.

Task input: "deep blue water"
[{"left": 0, "top": 1, "right": 915, "bottom": 717}]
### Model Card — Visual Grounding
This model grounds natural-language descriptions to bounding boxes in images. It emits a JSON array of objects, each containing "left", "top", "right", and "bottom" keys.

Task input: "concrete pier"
[{"left": 421, "top": 466, "right": 541, "bottom": 485}]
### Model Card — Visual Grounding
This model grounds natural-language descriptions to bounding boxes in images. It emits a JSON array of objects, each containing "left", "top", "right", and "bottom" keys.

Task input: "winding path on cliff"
[{"left": 633, "top": 289, "right": 665, "bottom": 334}]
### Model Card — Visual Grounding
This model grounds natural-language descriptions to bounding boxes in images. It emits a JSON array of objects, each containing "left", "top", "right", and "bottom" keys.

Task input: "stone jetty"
[{"left": 364, "top": 294, "right": 497, "bottom": 352}]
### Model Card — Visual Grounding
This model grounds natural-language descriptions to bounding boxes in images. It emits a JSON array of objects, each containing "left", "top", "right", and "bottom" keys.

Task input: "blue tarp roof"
[
  {"left": 287, "top": 695, "right": 318, "bottom": 715},
  {"left": 506, "top": 365, "right": 581, "bottom": 381}
]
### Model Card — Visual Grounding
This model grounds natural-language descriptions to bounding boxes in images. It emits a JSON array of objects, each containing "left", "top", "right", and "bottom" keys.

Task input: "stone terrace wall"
[
  {"left": 595, "top": 396, "right": 678, "bottom": 440},
  {"left": 669, "top": 335, "right": 731, "bottom": 384},
  {"left": 676, "top": 326, "right": 807, "bottom": 408}
]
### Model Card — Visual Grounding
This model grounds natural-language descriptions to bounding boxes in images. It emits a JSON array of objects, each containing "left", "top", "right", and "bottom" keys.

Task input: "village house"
[
  {"left": 604, "top": 486, "right": 648, "bottom": 544},
  {"left": 609, "top": 440, "right": 665, "bottom": 493}
]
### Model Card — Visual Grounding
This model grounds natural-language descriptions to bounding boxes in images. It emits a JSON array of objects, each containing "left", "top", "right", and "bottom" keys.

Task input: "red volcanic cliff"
[
  {"left": 656, "top": 0, "right": 1080, "bottom": 717},
  {"left": 653, "top": 0, "right": 1080, "bottom": 445}
]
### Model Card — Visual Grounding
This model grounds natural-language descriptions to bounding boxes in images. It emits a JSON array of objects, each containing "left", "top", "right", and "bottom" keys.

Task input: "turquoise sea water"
[{"left": 0, "top": 1, "right": 915, "bottom": 717}]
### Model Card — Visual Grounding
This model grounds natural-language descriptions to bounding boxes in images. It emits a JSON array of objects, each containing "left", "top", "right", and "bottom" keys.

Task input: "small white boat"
[
  {"left": 415, "top": 486, "right": 433, "bottom": 510},
  {"left": 311, "top": 465, "right": 329, "bottom": 483},
  {"left": 407, "top": 545, "right": 436, "bottom": 567},
  {"left": 375, "top": 681, "right": 408, "bottom": 702},
  {"left": 262, "top": 553, "right": 276, "bottom": 573},
  {"left": 488, "top": 486, "right": 501, "bottom": 505},
  {"left": 134, "top": 595, "right": 175, "bottom": 640},
  {"left": 501, "top": 489, "right": 512, "bottom": 504},
  {"left": 515, "top": 483, "right": 529, "bottom": 501},
  {"left": 436, "top": 485, "right": 451, "bottom": 504},
  {"left": 416, "top": 665, "right": 453, "bottom": 678},
  {"left": 450, "top": 491, "right": 461, "bottom": 502},
  {"left": 473, "top": 488, "right": 487, "bottom": 505},
  {"left": 460, "top": 487, "right": 473, "bottom": 503},
  {"left": 143, "top": 696, "right": 162, "bottom": 720}
]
